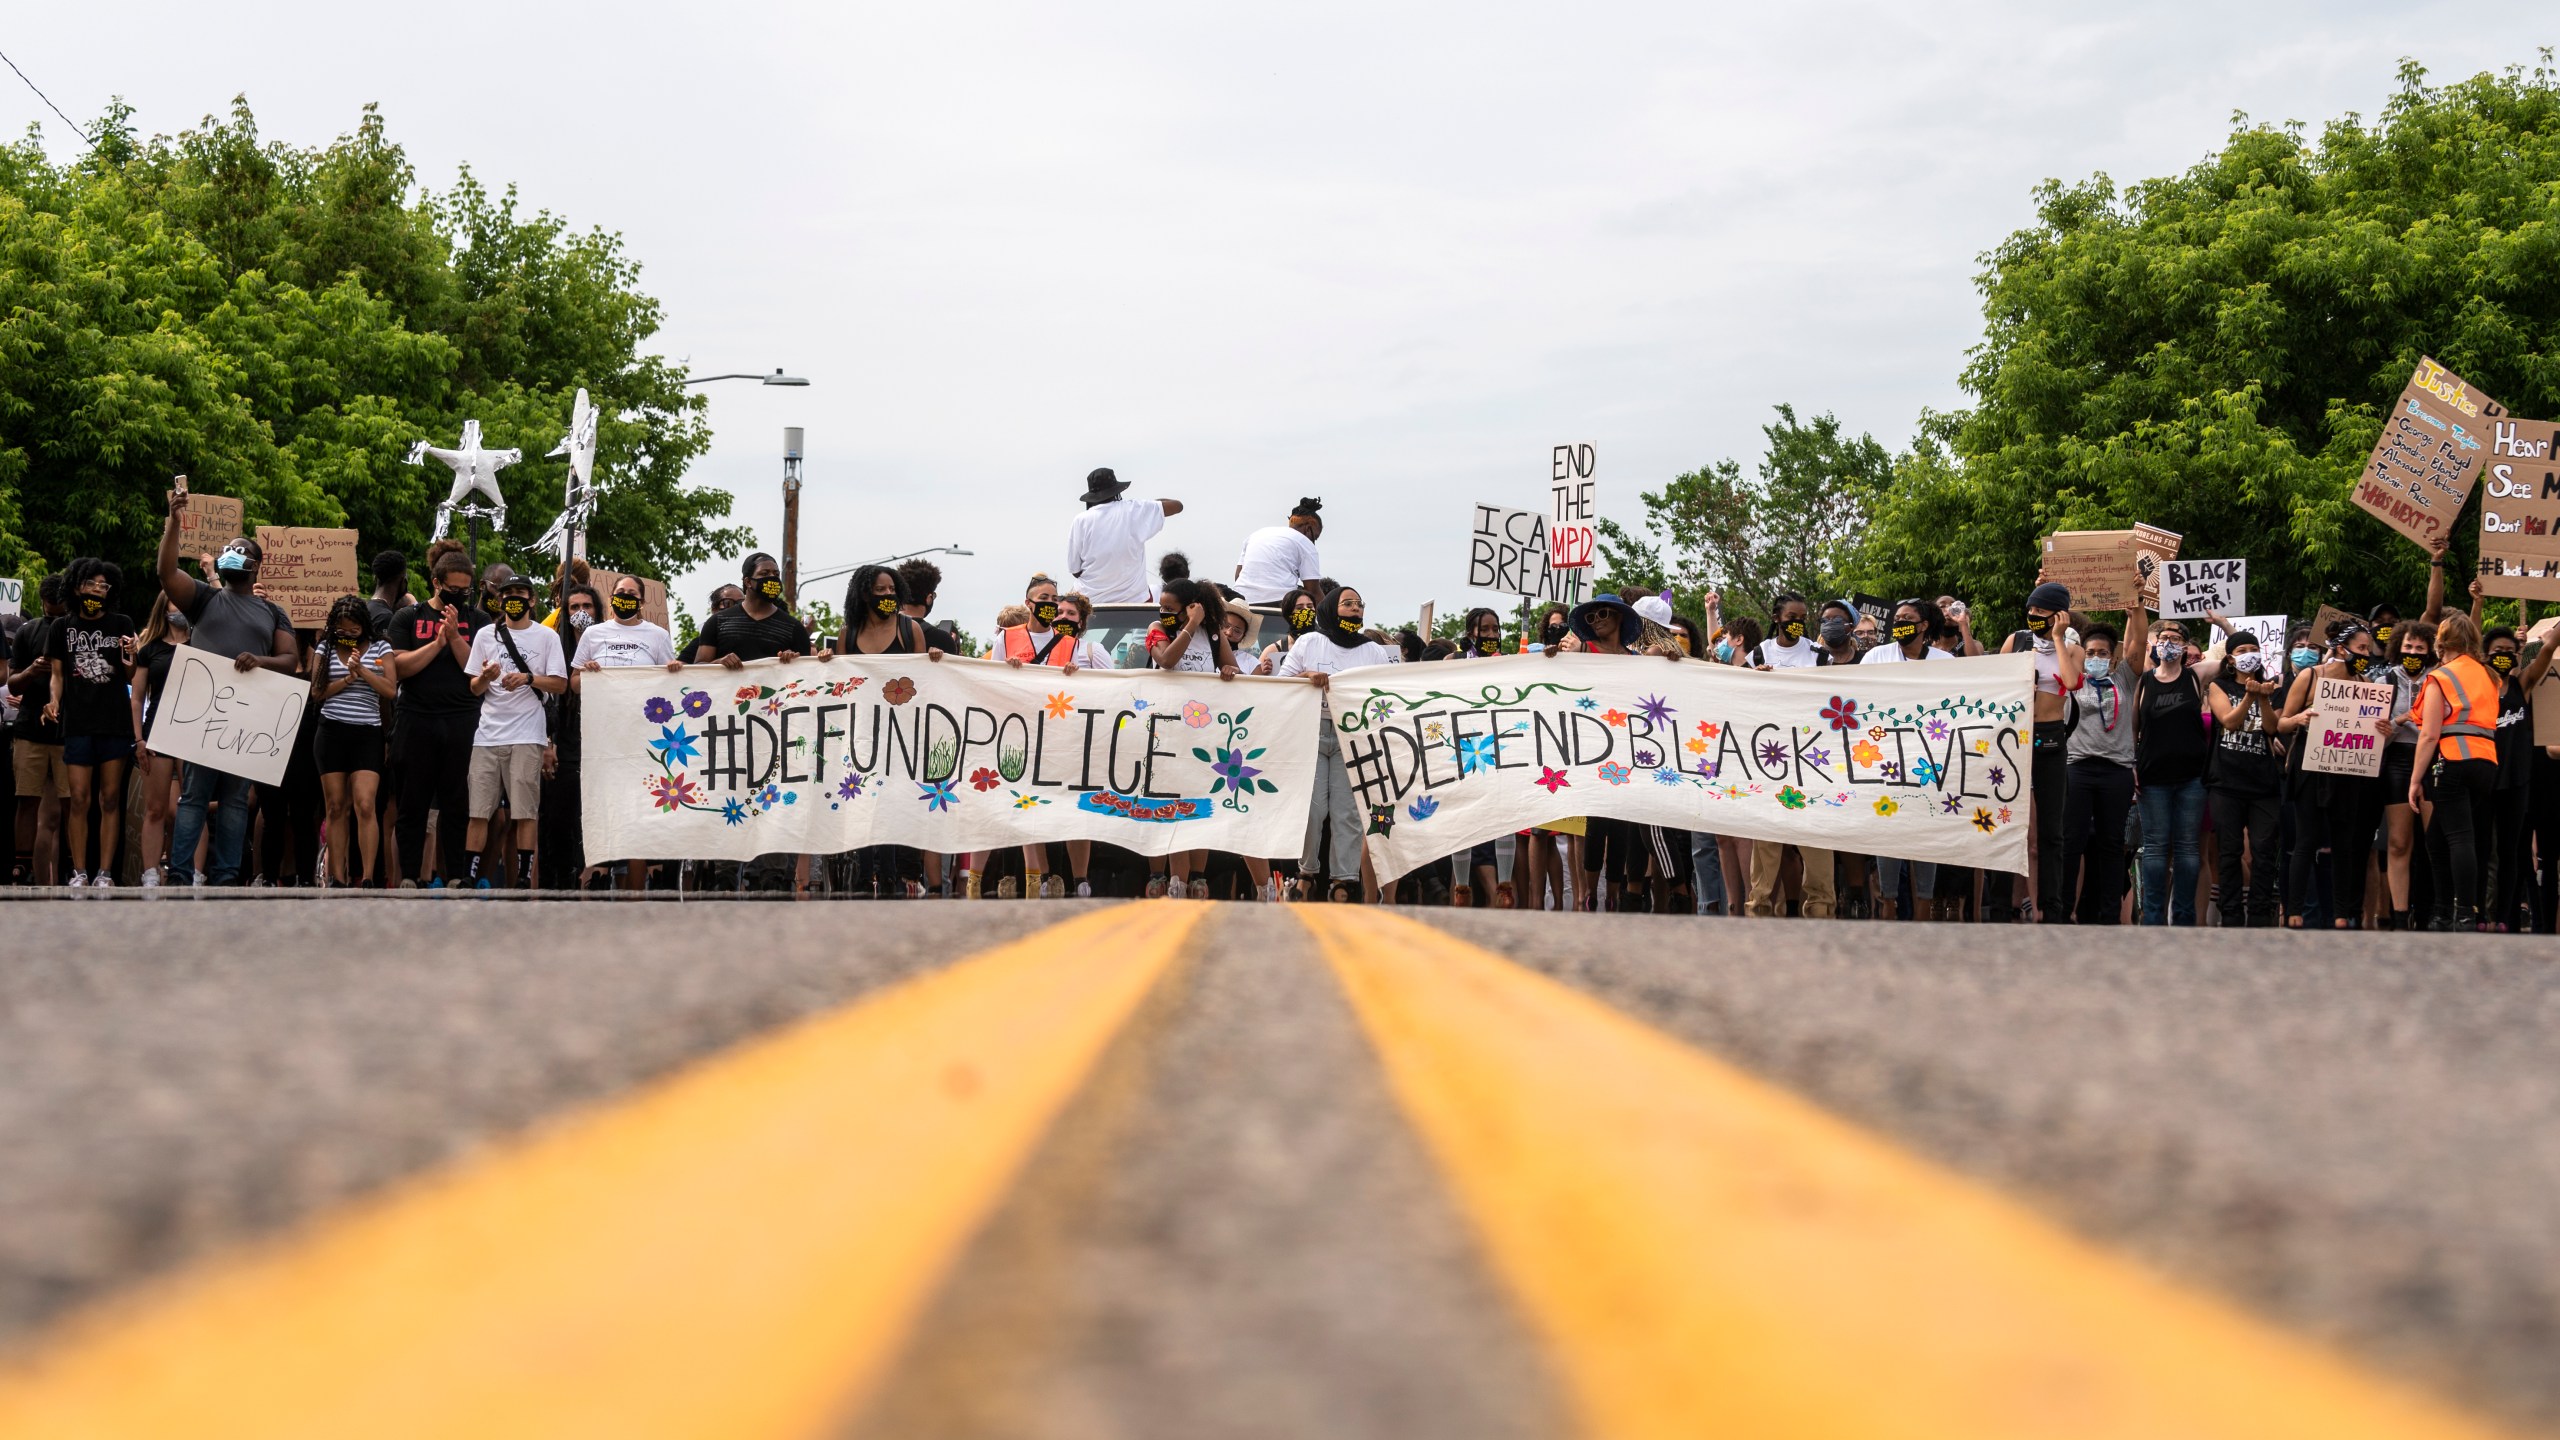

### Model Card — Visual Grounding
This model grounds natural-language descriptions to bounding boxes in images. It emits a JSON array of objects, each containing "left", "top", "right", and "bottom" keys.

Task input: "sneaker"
[
  {"left": 427, "top": 877, "right": 446, "bottom": 890},
  {"left": 65, "top": 871, "right": 89, "bottom": 889},
  {"left": 92, "top": 874, "right": 115, "bottom": 889},
  {"left": 399, "top": 879, "right": 419, "bottom": 891},
  {"left": 190, "top": 873, "right": 207, "bottom": 889},
  {"left": 1041, "top": 873, "right": 1065, "bottom": 899},
  {"left": 474, "top": 877, "right": 494, "bottom": 891},
  {"left": 139, "top": 867, "right": 163, "bottom": 889},
  {"left": 1076, "top": 880, "right": 1092, "bottom": 899},
  {"left": 250, "top": 876, "right": 272, "bottom": 889},
  {"left": 996, "top": 875, "right": 1019, "bottom": 899}
]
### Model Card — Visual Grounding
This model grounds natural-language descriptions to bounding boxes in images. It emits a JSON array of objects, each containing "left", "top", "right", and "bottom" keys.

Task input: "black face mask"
[
  {"left": 1033, "top": 600, "right": 1059, "bottom": 626},
  {"left": 1890, "top": 621, "right": 1918, "bottom": 644},
  {"left": 500, "top": 596, "right": 530, "bottom": 620},
  {"left": 1337, "top": 616, "right": 1364, "bottom": 636},
  {"left": 77, "top": 595, "right": 104, "bottom": 618},
  {"left": 1289, "top": 605, "right": 1316, "bottom": 633},
  {"left": 1053, "top": 619, "right": 1080, "bottom": 638},
  {"left": 334, "top": 630, "right": 365, "bottom": 649},
  {"left": 873, "top": 595, "right": 900, "bottom": 617},
  {"left": 439, "top": 586, "right": 472, "bottom": 608},
  {"left": 1160, "top": 610, "right": 1181, "bottom": 628},
  {"left": 1543, "top": 622, "right": 1567, "bottom": 643},
  {"left": 2374, "top": 626, "right": 2395, "bottom": 651},
  {"left": 2401, "top": 653, "right": 2427, "bottom": 675},
  {"left": 610, "top": 594, "right": 642, "bottom": 619},
  {"left": 2491, "top": 652, "right": 2517, "bottom": 673},
  {"left": 1781, "top": 619, "right": 1806, "bottom": 641},
  {"left": 2348, "top": 653, "right": 2375, "bottom": 677},
  {"left": 757, "top": 577, "right": 784, "bottom": 600},
  {"left": 2025, "top": 613, "right": 2051, "bottom": 636},
  {"left": 1819, "top": 618, "right": 1850, "bottom": 645}
]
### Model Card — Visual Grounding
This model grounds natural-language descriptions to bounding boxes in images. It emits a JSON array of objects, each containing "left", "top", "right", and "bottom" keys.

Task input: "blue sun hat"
[{"left": 1567, "top": 592, "right": 1644, "bottom": 645}]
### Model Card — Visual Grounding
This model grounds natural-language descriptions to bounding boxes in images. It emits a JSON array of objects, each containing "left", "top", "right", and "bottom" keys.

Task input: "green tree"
[
  {"left": 1848, "top": 56, "right": 2560, "bottom": 623},
  {"left": 1601, "top": 405, "right": 1890, "bottom": 623},
  {"left": 0, "top": 98, "right": 746, "bottom": 599}
]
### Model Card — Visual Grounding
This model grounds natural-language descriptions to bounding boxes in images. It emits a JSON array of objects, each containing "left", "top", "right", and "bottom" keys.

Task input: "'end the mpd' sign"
[
  {"left": 1549, "top": 444, "right": 1596, "bottom": 570},
  {"left": 1469, "top": 504, "right": 1587, "bottom": 608}
]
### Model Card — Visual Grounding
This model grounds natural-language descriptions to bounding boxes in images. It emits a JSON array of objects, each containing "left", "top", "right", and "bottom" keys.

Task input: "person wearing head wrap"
[
  {"left": 1066, "top": 467, "right": 1184, "bottom": 606},
  {"left": 1279, "top": 583, "right": 1398, "bottom": 903},
  {"left": 1232, "top": 496, "right": 1327, "bottom": 608}
]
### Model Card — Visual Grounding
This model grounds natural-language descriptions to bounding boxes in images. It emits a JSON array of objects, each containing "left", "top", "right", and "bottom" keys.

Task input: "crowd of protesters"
[{"left": 6, "top": 471, "right": 2558, "bottom": 932}]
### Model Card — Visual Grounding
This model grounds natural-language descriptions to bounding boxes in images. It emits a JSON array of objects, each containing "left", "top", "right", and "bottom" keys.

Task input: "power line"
[{"left": 0, "top": 46, "right": 89, "bottom": 142}]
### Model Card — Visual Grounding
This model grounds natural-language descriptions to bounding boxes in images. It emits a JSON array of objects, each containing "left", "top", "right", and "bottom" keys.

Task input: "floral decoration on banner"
[{"left": 1190, "top": 707, "right": 1278, "bottom": 814}]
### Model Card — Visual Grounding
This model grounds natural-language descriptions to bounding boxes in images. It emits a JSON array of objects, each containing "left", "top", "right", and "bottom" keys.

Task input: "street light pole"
[{"left": 782, "top": 427, "right": 805, "bottom": 609}]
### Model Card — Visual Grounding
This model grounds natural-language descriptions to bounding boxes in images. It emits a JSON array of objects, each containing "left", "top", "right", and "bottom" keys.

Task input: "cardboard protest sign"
[
  {"left": 2475, "top": 414, "right": 2560, "bottom": 600},
  {"left": 143, "top": 643, "right": 311, "bottom": 786},
  {"left": 582, "top": 656, "right": 1323, "bottom": 863},
  {"left": 1325, "top": 652, "right": 2035, "bottom": 882},
  {"left": 1417, "top": 602, "right": 1435, "bottom": 640},
  {"left": 2041, "top": 531, "right": 2140, "bottom": 610},
  {"left": 584, "top": 569, "right": 670, "bottom": 632},
  {"left": 1548, "top": 444, "right": 1597, "bottom": 569},
  {"left": 2228, "top": 614, "right": 2287, "bottom": 658},
  {"left": 2160, "top": 559, "right": 2245, "bottom": 620},
  {"left": 2301, "top": 676, "right": 2394, "bottom": 778},
  {"left": 0, "top": 577, "right": 19, "bottom": 621},
  {"left": 2133, "top": 523, "right": 2181, "bottom": 605},
  {"left": 252, "top": 526, "right": 361, "bottom": 628},
  {"left": 1468, "top": 504, "right": 1587, "bottom": 607},
  {"left": 175, "top": 494, "right": 247, "bottom": 565},
  {"left": 2310, "top": 604, "right": 2361, "bottom": 647},
  {"left": 2536, "top": 669, "right": 2560, "bottom": 748},
  {"left": 2355, "top": 357, "right": 2506, "bottom": 549}
]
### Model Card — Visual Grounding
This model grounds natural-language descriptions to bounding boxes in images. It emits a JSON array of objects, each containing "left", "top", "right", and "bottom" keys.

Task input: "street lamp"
[
  {"left": 682, "top": 369, "right": 809, "bottom": 386},
  {"left": 798, "top": 546, "right": 975, "bottom": 589},
  {"left": 681, "top": 368, "right": 811, "bottom": 602}
]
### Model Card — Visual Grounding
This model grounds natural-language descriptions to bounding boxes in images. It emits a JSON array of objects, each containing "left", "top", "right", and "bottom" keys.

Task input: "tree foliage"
[
  {"left": 1847, "top": 56, "right": 2560, "bottom": 622},
  {"left": 0, "top": 98, "right": 746, "bottom": 599}
]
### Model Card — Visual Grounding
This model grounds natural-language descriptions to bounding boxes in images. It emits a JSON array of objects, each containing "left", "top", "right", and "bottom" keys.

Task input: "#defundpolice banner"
[
  {"left": 580, "top": 655, "right": 1322, "bottom": 862},
  {"left": 1324, "top": 653, "right": 2035, "bottom": 882}
]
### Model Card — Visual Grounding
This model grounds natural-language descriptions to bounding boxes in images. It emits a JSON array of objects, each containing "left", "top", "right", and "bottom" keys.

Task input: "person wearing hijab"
[
  {"left": 1255, "top": 585, "right": 1321, "bottom": 674},
  {"left": 1280, "top": 585, "right": 1397, "bottom": 902},
  {"left": 1234, "top": 497, "right": 1327, "bottom": 606}
]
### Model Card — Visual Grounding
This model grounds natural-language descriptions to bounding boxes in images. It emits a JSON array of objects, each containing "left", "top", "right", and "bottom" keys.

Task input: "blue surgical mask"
[
  {"left": 1714, "top": 641, "right": 1734, "bottom": 663},
  {"left": 216, "top": 547, "right": 252, "bottom": 573},
  {"left": 2291, "top": 647, "right": 2319, "bottom": 670}
]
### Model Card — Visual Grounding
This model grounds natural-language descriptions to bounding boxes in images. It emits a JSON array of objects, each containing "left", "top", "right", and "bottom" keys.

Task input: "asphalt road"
[{"left": 0, "top": 897, "right": 2551, "bottom": 1434}]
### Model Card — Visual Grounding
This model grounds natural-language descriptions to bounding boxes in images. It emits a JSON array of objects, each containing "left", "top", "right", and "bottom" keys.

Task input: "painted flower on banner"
[
  {"left": 761, "top": 696, "right": 786, "bottom": 716},
  {"left": 721, "top": 798, "right": 749, "bottom": 826},
  {"left": 1367, "top": 806, "right": 1396, "bottom": 837},
  {"left": 1407, "top": 794, "right": 1440, "bottom": 822},
  {"left": 1803, "top": 744, "right": 1832, "bottom": 768},
  {"left": 1182, "top": 700, "right": 1213, "bottom": 728},
  {"left": 1696, "top": 720, "right": 1721, "bottom": 739},
  {"left": 758, "top": 783, "right": 781, "bottom": 809},
  {"left": 1777, "top": 786, "right": 1808, "bottom": 810},
  {"left": 1987, "top": 765, "right": 2007, "bottom": 789},
  {"left": 1972, "top": 807, "right": 1996, "bottom": 834},
  {"left": 1457, "top": 734, "right": 1501, "bottom": 776},
  {"left": 920, "top": 778, "right": 957, "bottom": 812},
  {"left": 1602, "top": 709, "right": 1627, "bottom": 727},
  {"left": 1637, "top": 695, "right": 1675, "bottom": 728},
  {"left": 1012, "top": 792, "right": 1050, "bottom": 810},
  {"left": 648, "top": 774, "right": 700, "bottom": 813},
  {"left": 643, "top": 695, "right": 676, "bottom": 724},
  {"left": 1685, "top": 737, "right": 1710, "bottom": 756},
  {"left": 1879, "top": 760, "right": 1903, "bottom": 782},
  {"left": 735, "top": 685, "right": 761, "bottom": 704},
  {"left": 1940, "top": 795, "right": 1965, "bottom": 816},
  {"left": 1757, "top": 739, "right": 1789, "bottom": 772},
  {"left": 1536, "top": 766, "right": 1571, "bottom": 794},
  {"left": 1597, "top": 762, "right": 1631, "bottom": 786},
  {"left": 884, "top": 677, "right": 917, "bottom": 706},
  {"left": 681, "top": 690, "right": 712, "bottom": 718},
  {"left": 1576, "top": 697, "right": 1598, "bottom": 711},
  {"left": 1868, "top": 725, "right": 1887, "bottom": 741},
  {"left": 1208, "top": 748, "right": 1266, "bottom": 796},
  {"left": 1851, "top": 739, "right": 1883, "bottom": 768},
  {"left": 1651, "top": 768, "right": 1684, "bottom": 787},
  {"left": 1873, "top": 796, "right": 1900, "bottom": 817},
  {"left": 650, "top": 724, "right": 700, "bottom": 768},
  {"left": 1924, "top": 718, "right": 1950, "bottom": 741},
  {"left": 1820, "top": 696, "right": 1859, "bottom": 732},
  {"left": 1911, "top": 757, "right": 1944, "bottom": 787},
  {"left": 1045, "top": 692, "right": 1075, "bottom": 719},
  {"left": 970, "top": 767, "right": 1002, "bottom": 792},
  {"left": 1366, "top": 697, "right": 1395, "bottom": 724},
  {"left": 838, "top": 772, "right": 865, "bottom": 801}
]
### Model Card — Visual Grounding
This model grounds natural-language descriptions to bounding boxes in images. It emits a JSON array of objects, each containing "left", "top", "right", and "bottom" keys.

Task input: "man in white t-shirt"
[
  {"left": 463, "top": 576, "right": 568, "bottom": 888},
  {"left": 571, "top": 574, "right": 676, "bottom": 677},
  {"left": 1066, "top": 468, "right": 1182, "bottom": 605},
  {"left": 1232, "top": 497, "right": 1325, "bottom": 605}
]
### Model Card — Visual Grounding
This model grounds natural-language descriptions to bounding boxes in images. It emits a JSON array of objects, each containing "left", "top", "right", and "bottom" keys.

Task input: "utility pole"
[{"left": 782, "top": 426, "right": 805, "bottom": 609}]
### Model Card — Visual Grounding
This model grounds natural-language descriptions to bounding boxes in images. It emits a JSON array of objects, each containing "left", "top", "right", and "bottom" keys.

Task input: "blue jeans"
[
  {"left": 169, "top": 763, "right": 253, "bottom": 885},
  {"left": 1690, "top": 830, "right": 1727, "bottom": 913},
  {"left": 2137, "top": 777, "right": 2206, "bottom": 925}
]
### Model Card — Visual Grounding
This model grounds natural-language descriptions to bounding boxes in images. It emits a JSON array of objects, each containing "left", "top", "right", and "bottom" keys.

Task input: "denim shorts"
[{"left": 63, "top": 733, "right": 136, "bottom": 768}]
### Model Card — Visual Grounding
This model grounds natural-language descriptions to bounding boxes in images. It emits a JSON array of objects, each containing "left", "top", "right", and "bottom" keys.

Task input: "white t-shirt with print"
[
  {"left": 1858, "top": 643, "right": 1952, "bottom": 664},
  {"left": 1066, "top": 498, "right": 1168, "bottom": 605},
  {"left": 1758, "top": 635, "right": 1821, "bottom": 668},
  {"left": 1279, "top": 630, "right": 1398, "bottom": 678},
  {"left": 466, "top": 620, "right": 566, "bottom": 747},
  {"left": 1232, "top": 526, "right": 1322, "bottom": 604},
  {"left": 574, "top": 617, "right": 676, "bottom": 670}
]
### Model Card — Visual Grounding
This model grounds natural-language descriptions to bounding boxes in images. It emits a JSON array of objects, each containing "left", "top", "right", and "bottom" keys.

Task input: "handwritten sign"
[
  {"left": 2160, "top": 559, "right": 2245, "bottom": 620},
  {"left": 1548, "top": 444, "right": 1597, "bottom": 570},
  {"left": 2041, "top": 530, "right": 2140, "bottom": 610},
  {"left": 2302, "top": 676, "right": 2393, "bottom": 778},
  {"left": 144, "top": 643, "right": 311, "bottom": 786},
  {"left": 253, "top": 526, "right": 361, "bottom": 628},
  {"left": 2228, "top": 614, "right": 2287, "bottom": 659},
  {"left": 175, "top": 494, "right": 247, "bottom": 565},
  {"left": 2475, "top": 414, "right": 2560, "bottom": 601},
  {"left": 584, "top": 569, "right": 670, "bottom": 631},
  {"left": 0, "top": 577, "right": 19, "bottom": 621},
  {"left": 1468, "top": 504, "right": 1587, "bottom": 607},
  {"left": 2536, "top": 669, "right": 2560, "bottom": 748},
  {"left": 2355, "top": 356, "right": 2507, "bottom": 549},
  {"left": 2310, "top": 604, "right": 2361, "bottom": 647}
]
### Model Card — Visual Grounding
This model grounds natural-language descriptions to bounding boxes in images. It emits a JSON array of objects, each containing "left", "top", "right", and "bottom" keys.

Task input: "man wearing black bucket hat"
[{"left": 1066, "top": 468, "right": 1183, "bottom": 606}]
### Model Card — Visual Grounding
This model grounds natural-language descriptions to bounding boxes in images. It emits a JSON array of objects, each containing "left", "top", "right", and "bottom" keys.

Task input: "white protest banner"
[
  {"left": 0, "top": 577, "right": 19, "bottom": 621},
  {"left": 1324, "top": 652, "right": 2034, "bottom": 883},
  {"left": 2160, "top": 559, "right": 2245, "bottom": 619},
  {"left": 581, "top": 655, "right": 1322, "bottom": 863},
  {"left": 2301, "top": 676, "right": 2394, "bottom": 778},
  {"left": 2229, "top": 614, "right": 2287, "bottom": 658},
  {"left": 1467, "top": 504, "right": 1587, "bottom": 607},
  {"left": 1548, "top": 443, "right": 1596, "bottom": 570},
  {"left": 144, "top": 643, "right": 311, "bottom": 786}
]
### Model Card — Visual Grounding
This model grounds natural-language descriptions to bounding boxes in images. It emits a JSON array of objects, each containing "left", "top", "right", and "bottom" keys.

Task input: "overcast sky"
[{"left": 7, "top": 3, "right": 2550, "bottom": 634}]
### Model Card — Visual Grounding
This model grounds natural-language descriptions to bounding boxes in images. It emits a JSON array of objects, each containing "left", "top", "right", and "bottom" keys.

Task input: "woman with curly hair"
[
  {"left": 312, "top": 593, "right": 397, "bottom": 886},
  {"left": 42, "top": 557, "right": 136, "bottom": 886}
]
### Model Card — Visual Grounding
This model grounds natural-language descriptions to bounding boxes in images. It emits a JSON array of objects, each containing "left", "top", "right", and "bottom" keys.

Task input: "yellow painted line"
[
  {"left": 1299, "top": 906, "right": 2516, "bottom": 1440},
  {"left": 0, "top": 902, "right": 1203, "bottom": 1440}
]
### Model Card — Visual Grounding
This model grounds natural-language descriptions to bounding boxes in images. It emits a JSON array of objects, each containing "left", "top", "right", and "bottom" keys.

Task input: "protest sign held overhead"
[
  {"left": 2354, "top": 356, "right": 2506, "bottom": 549},
  {"left": 1467, "top": 504, "right": 1587, "bottom": 607},
  {"left": 144, "top": 643, "right": 312, "bottom": 787},
  {"left": 174, "top": 493, "right": 247, "bottom": 563},
  {"left": 2474, "top": 414, "right": 2560, "bottom": 601},
  {"left": 2040, "top": 531, "right": 2140, "bottom": 610},
  {"left": 2301, "top": 676, "right": 2394, "bottom": 778},
  {"left": 2132, "top": 523, "right": 2181, "bottom": 605},
  {"left": 2311, "top": 604, "right": 2361, "bottom": 647},
  {"left": 2159, "top": 559, "right": 2245, "bottom": 620},
  {"left": 1324, "top": 652, "right": 2034, "bottom": 883},
  {"left": 582, "top": 655, "right": 1323, "bottom": 863},
  {"left": 2228, "top": 614, "right": 2287, "bottom": 657},
  {"left": 1547, "top": 444, "right": 1596, "bottom": 570},
  {"left": 253, "top": 526, "right": 362, "bottom": 627}
]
